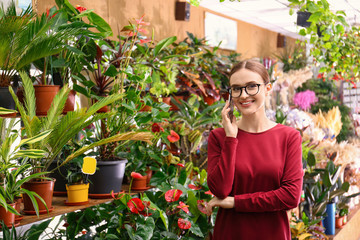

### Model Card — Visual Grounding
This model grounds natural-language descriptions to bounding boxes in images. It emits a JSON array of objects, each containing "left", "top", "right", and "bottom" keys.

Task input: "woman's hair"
[{"left": 229, "top": 60, "right": 270, "bottom": 84}]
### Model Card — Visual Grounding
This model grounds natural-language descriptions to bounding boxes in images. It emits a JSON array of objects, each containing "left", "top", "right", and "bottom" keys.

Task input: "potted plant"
[
  {"left": 0, "top": 116, "right": 52, "bottom": 225},
  {"left": 65, "top": 157, "right": 93, "bottom": 205},
  {"left": 124, "top": 122, "right": 175, "bottom": 190},
  {"left": 288, "top": 0, "right": 360, "bottom": 85},
  {"left": 0, "top": 2, "right": 64, "bottom": 116},
  {"left": 9, "top": 72, "right": 153, "bottom": 213}
]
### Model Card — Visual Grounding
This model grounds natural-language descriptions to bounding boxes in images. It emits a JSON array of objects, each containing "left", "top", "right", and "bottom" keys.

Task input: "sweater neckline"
[{"left": 237, "top": 123, "right": 280, "bottom": 135}]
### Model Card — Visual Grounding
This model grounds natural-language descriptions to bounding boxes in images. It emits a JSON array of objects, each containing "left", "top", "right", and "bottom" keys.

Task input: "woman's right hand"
[{"left": 221, "top": 100, "right": 238, "bottom": 138}]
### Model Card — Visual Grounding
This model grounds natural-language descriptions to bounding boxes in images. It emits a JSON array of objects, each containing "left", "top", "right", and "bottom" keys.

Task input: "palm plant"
[
  {"left": 0, "top": 1, "right": 74, "bottom": 86},
  {"left": 8, "top": 72, "right": 153, "bottom": 176},
  {"left": 0, "top": 117, "right": 50, "bottom": 216}
]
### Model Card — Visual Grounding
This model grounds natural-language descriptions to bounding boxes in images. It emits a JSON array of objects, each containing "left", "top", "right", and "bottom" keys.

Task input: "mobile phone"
[{"left": 228, "top": 95, "right": 234, "bottom": 123}]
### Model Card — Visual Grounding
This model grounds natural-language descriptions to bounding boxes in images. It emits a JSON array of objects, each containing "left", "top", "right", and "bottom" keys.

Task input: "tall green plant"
[
  {"left": 9, "top": 72, "right": 153, "bottom": 175},
  {"left": 0, "top": 1, "right": 75, "bottom": 86},
  {"left": 0, "top": 118, "right": 50, "bottom": 216}
]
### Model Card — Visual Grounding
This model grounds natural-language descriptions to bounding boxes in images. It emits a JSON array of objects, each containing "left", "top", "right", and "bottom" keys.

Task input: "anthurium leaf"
[
  {"left": 189, "top": 221, "right": 204, "bottom": 238},
  {"left": 135, "top": 217, "right": 155, "bottom": 240}
]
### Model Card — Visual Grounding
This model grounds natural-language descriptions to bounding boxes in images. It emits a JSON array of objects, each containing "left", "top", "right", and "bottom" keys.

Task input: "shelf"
[
  {"left": 329, "top": 204, "right": 360, "bottom": 240},
  {"left": 18, "top": 184, "right": 154, "bottom": 227},
  {"left": 19, "top": 197, "right": 111, "bottom": 226}
]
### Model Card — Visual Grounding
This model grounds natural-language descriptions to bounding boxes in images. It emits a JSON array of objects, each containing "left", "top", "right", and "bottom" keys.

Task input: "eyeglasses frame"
[{"left": 228, "top": 83, "right": 266, "bottom": 98}]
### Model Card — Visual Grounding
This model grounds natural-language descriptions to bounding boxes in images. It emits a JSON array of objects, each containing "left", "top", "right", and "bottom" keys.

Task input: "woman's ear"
[{"left": 265, "top": 83, "right": 272, "bottom": 96}]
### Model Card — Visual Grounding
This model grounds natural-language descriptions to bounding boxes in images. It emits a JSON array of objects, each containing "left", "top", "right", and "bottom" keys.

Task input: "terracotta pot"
[
  {"left": 0, "top": 203, "right": 16, "bottom": 227},
  {"left": 335, "top": 215, "right": 347, "bottom": 228},
  {"left": 34, "top": 85, "right": 60, "bottom": 115},
  {"left": 14, "top": 197, "right": 23, "bottom": 223},
  {"left": 131, "top": 175, "right": 148, "bottom": 190},
  {"left": 63, "top": 90, "right": 76, "bottom": 113},
  {"left": 22, "top": 179, "right": 55, "bottom": 215},
  {"left": 145, "top": 169, "right": 153, "bottom": 186}
]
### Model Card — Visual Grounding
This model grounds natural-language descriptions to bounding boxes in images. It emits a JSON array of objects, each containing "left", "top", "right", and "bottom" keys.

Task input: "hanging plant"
[{"left": 288, "top": 0, "right": 360, "bottom": 84}]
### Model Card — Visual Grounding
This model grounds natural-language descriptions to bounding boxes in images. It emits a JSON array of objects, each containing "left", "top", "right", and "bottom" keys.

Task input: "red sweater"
[{"left": 207, "top": 124, "right": 303, "bottom": 240}]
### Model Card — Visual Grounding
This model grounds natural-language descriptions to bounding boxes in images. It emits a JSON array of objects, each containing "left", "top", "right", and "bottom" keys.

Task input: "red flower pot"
[
  {"left": 0, "top": 203, "right": 16, "bottom": 227},
  {"left": 34, "top": 85, "right": 60, "bottom": 116}
]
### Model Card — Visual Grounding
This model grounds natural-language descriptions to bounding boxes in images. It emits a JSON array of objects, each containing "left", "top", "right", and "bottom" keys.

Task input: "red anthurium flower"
[
  {"left": 204, "top": 190, "right": 214, "bottom": 196},
  {"left": 127, "top": 198, "right": 145, "bottom": 214},
  {"left": 188, "top": 184, "right": 201, "bottom": 190},
  {"left": 76, "top": 5, "right": 87, "bottom": 13},
  {"left": 167, "top": 130, "right": 180, "bottom": 143},
  {"left": 178, "top": 218, "right": 191, "bottom": 229},
  {"left": 197, "top": 200, "right": 208, "bottom": 214},
  {"left": 131, "top": 172, "right": 143, "bottom": 179},
  {"left": 177, "top": 163, "right": 185, "bottom": 167},
  {"left": 151, "top": 123, "right": 164, "bottom": 133},
  {"left": 177, "top": 201, "right": 190, "bottom": 214},
  {"left": 165, "top": 189, "right": 182, "bottom": 202}
]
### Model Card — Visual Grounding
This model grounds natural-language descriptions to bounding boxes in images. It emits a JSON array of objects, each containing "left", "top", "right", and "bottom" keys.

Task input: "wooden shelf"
[
  {"left": 18, "top": 184, "right": 154, "bottom": 227},
  {"left": 329, "top": 204, "right": 360, "bottom": 240},
  {"left": 19, "top": 197, "right": 111, "bottom": 226}
]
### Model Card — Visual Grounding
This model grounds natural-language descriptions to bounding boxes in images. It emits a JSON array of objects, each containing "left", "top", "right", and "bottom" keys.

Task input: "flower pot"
[
  {"left": 14, "top": 197, "right": 23, "bottom": 223},
  {"left": 0, "top": 87, "right": 17, "bottom": 117},
  {"left": 323, "top": 202, "right": 336, "bottom": 235},
  {"left": 22, "top": 179, "right": 55, "bottom": 215},
  {"left": 48, "top": 160, "right": 67, "bottom": 195},
  {"left": 297, "top": 11, "right": 312, "bottom": 27},
  {"left": 131, "top": 175, "right": 148, "bottom": 190},
  {"left": 63, "top": 90, "right": 76, "bottom": 114},
  {"left": 335, "top": 215, "right": 347, "bottom": 228},
  {"left": 88, "top": 159, "right": 127, "bottom": 198},
  {"left": 145, "top": 169, "right": 153, "bottom": 186},
  {"left": 66, "top": 183, "right": 89, "bottom": 205},
  {"left": 0, "top": 203, "right": 16, "bottom": 227},
  {"left": 34, "top": 85, "right": 60, "bottom": 116}
]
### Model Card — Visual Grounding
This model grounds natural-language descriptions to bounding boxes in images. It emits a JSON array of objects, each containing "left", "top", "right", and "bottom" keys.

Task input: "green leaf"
[
  {"left": 18, "top": 130, "right": 52, "bottom": 147},
  {"left": 299, "top": 29, "right": 307, "bottom": 36},
  {"left": 88, "top": 12, "right": 112, "bottom": 37},
  {"left": 322, "top": 34, "right": 331, "bottom": 41},
  {"left": 324, "top": 42, "right": 332, "bottom": 49},
  {"left": 104, "top": 64, "right": 118, "bottom": 77},
  {"left": 307, "top": 151, "right": 316, "bottom": 167},
  {"left": 154, "top": 36, "right": 177, "bottom": 57},
  {"left": 189, "top": 222, "right": 204, "bottom": 237},
  {"left": 27, "top": 219, "right": 52, "bottom": 240}
]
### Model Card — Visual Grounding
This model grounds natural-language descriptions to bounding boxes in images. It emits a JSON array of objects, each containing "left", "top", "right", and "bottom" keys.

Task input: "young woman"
[{"left": 206, "top": 60, "right": 303, "bottom": 239}]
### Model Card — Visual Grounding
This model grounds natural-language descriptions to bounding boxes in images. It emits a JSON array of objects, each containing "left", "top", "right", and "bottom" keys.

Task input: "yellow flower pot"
[{"left": 66, "top": 183, "right": 89, "bottom": 204}]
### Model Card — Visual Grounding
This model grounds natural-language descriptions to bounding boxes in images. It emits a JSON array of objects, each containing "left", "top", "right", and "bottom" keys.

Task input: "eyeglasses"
[{"left": 228, "top": 83, "right": 264, "bottom": 98}]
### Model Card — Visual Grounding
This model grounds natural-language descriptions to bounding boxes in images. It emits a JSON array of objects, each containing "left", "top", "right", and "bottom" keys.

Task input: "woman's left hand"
[{"left": 206, "top": 196, "right": 235, "bottom": 216}]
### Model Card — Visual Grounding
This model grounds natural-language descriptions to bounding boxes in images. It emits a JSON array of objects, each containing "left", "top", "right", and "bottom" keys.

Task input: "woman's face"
[{"left": 229, "top": 68, "right": 271, "bottom": 116}]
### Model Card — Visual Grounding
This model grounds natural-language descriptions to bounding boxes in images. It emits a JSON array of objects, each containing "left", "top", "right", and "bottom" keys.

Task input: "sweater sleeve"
[
  {"left": 234, "top": 131, "right": 303, "bottom": 212},
  {"left": 207, "top": 130, "right": 238, "bottom": 199}
]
